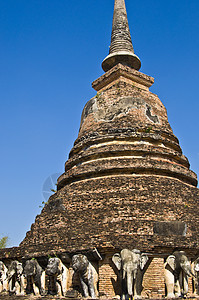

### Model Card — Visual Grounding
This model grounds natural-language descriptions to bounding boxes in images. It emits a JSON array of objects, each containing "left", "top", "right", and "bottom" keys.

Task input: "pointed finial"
[{"left": 102, "top": 0, "right": 141, "bottom": 72}]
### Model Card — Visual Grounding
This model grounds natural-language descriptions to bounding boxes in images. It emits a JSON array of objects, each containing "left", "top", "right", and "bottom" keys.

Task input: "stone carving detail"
[
  {"left": 153, "top": 221, "right": 187, "bottom": 236},
  {"left": 80, "top": 96, "right": 148, "bottom": 127},
  {"left": 146, "top": 104, "right": 159, "bottom": 123},
  {"left": 0, "top": 261, "right": 8, "bottom": 293},
  {"left": 7, "top": 261, "right": 24, "bottom": 295},
  {"left": 72, "top": 254, "right": 98, "bottom": 299},
  {"left": 164, "top": 251, "right": 193, "bottom": 298},
  {"left": 24, "top": 259, "right": 45, "bottom": 296},
  {"left": 45, "top": 198, "right": 66, "bottom": 213},
  {"left": 112, "top": 249, "right": 148, "bottom": 299},
  {"left": 46, "top": 257, "right": 68, "bottom": 296}
]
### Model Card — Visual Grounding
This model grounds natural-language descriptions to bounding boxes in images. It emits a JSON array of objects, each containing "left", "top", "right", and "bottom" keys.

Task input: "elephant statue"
[
  {"left": 0, "top": 261, "right": 8, "bottom": 292},
  {"left": 72, "top": 254, "right": 98, "bottom": 299},
  {"left": 192, "top": 257, "right": 199, "bottom": 295},
  {"left": 46, "top": 257, "right": 68, "bottom": 296},
  {"left": 164, "top": 250, "right": 194, "bottom": 298},
  {"left": 112, "top": 249, "right": 149, "bottom": 300},
  {"left": 7, "top": 260, "right": 24, "bottom": 295},
  {"left": 24, "top": 259, "right": 45, "bottom": 296}
]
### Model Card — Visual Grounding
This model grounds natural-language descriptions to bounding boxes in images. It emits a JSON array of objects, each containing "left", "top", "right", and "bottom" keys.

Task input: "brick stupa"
[{"left": 1, "top": 0, "right": 199, "bottom": 298}]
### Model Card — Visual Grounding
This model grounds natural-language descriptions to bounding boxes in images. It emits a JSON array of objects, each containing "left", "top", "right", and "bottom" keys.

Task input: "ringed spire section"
[{"left": 102, "top": 0, "right": 141, "bottom": 72}]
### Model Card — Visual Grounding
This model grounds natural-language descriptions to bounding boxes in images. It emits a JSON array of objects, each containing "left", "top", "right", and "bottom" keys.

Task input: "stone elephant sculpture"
[
  {"left": 72, "top": 254, "right": 98, "bottom": 299},
  {"left": 0, "top": 261, "right": 8, "bottom": 292},
  {"left": 112, "top": 249, "right": 148, "bottom": 300},
  {"left": 192, "top": 257, "right": 199, "bottom": 295},
  {"left": 164, "top": 251, "right": 194, "bottom": 298},
  {"left": 7, "top": 260, "right": 24, "bottom": 295},
  {"left": 24, "top": 259, "right": 45, "bottom": 296},
  {"left": 46, "top": 257, "right": 68, "bottom": 296}
]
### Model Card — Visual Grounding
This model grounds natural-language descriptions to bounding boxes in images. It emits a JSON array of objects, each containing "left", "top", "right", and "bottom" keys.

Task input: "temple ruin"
[{"left": 0, "top": 0, "right": 199, "bottom": 299}]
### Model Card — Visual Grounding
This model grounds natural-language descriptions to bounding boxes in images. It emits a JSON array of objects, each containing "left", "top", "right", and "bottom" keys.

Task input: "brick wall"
[
  {"left": 142, "top": 258, "right": 165, "bottom": 298},
  {"left": 99, "top": 251, "right": 118, "bottom": 298}
]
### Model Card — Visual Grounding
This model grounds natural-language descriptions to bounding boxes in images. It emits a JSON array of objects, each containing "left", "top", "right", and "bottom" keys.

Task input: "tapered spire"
[{"left": 102, "top": 0, "right": 141, "bottom": 72}]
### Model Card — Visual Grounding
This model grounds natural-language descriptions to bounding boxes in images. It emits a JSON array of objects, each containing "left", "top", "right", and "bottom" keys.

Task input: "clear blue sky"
[{"left": 0, "top": 0, "right": 199, "bottom": 247}]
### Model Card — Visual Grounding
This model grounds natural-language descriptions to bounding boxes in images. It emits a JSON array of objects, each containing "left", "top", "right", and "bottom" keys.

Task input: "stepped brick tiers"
[{"left": 1, "top": 0, "right": 199, "bottom": 299}]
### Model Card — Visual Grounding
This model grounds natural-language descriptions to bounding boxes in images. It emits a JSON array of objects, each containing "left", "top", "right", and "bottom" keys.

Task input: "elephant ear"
[
  {"left": 140, "top": 254, "right": 148, "bottom": 270},
  {"left": 112, "top": 253, "right": 122, "bottom": 271},
  {"left": 194, "top": 258, "right": 199, "bottom": 272},
  {"left": 166, "top": 255, "right": 175, "bottom": 271}
]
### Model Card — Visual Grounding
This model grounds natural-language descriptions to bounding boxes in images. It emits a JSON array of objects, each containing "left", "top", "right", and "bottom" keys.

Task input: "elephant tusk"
[{"left": 122, "top": 270, "right": 126, "bottom": 280}]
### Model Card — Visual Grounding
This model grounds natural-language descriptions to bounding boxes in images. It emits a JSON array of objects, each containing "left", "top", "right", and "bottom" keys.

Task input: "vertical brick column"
[
  {"left": 99, "top": 252, "right": 118, "bottom": 298},
  {"left": 142, "top": 257, "right": 165, "bottom": 298},
  {"left": 188, "top": 274, "right": 194, "bottom": 297}
]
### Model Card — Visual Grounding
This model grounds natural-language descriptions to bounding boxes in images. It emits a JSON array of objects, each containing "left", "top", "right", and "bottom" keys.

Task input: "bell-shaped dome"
[{"left": 57, "top": 64, "right": 197, "bottom": 190}]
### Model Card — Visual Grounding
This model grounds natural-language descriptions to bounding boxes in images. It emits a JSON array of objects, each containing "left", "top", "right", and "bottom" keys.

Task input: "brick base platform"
[{"left": 0, "top": 297, "right": 199, "bottom": 300}]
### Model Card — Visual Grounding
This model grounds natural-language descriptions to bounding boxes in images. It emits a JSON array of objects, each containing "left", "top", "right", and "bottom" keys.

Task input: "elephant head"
[
  {"left": 172, "top": 251, "right": 193, "bottom": 277},
  {"left": 112, "top": 249, "right": 148, "bottom": 297},
  {"left": 24, "top": 259, "right": 45, "bottom": 296},
  {"left": 165, "top": 251, "right": 194, "bottom": 297},
  {"left": 71, "top": 254, "right": 98, "bottom": 299},
  {"left": 24, "top": 259, "right": 43, "bottom": 279},
  {"left": 0, "top": 261, "right": 7, "bottom": 279},
  {"left": 8, "top": 261, "right": 23, "bottom": 280},
  {"left": 72, "top": 254, "right": 89, "bottom": 274},
  {"left": 193, "top": 257, "right": 199, "bottom": 295},
  {"left": 0, "top": 261, "right": 8, "bottom": 292},
  {"left": 8, "top": 261, "right": 24, "bottom": 294},
  {"left": 46, "top": 257, "right": 68, "bottom": 297},
  {"left": 46, "top": 257, "right": 62, "bottom": 276},
  {"left": 194, "top": 258, "right": 199, "bottom": 273}
]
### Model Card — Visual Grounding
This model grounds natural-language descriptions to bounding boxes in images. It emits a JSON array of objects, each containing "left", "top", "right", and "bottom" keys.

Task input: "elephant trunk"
[
  {"left": 181, "top": 262, "right": 195, "bottom": 277},
  {"left": 46, "top": 266, "right": 58, "bottom": 276},
  {"left": 7, "top": 270, "right": 15, "bottom": 281},
  {"left": 9, "top": 278, "right": 16, "bottom": 293},
  {"left": 127, "top": 272, "right": 133, "bottom": 296}
]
